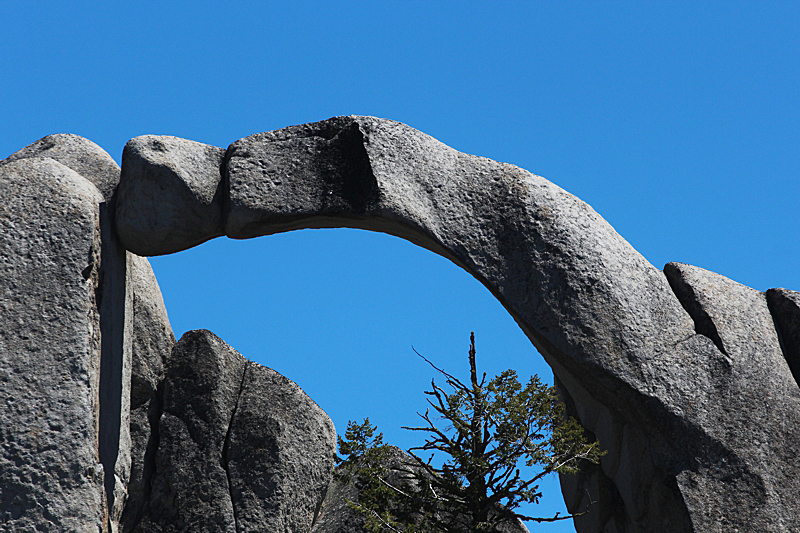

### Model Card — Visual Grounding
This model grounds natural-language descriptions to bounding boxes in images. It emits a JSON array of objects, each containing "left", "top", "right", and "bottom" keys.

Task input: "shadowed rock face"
[
  {"left": 120, "top": 256, "right": 175, "bottom": 533},
  {"left": 3, "top": 117, "right": 800, "bottom": 532},
  {"left": 766, "top": 288, "right": 800, "bottom": 386}
]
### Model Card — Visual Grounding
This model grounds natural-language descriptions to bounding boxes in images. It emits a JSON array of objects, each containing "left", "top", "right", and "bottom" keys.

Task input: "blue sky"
[{"left": 3, "top": 2, "right": 798, "bottom": 529}]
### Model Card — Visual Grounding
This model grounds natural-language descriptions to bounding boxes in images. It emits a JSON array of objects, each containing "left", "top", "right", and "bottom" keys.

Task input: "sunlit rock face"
[
  {"left": 3, "top": 118, "right": 800, "bottom": 532},
  {"left": 116, "top": 135, "right": 226, "bottom": 256},
  {"left": 128, "top": 329, "right": 335, "bottom": 533},
  {"left": 1, "top": 137, "right": 130, "bottom": 532}
]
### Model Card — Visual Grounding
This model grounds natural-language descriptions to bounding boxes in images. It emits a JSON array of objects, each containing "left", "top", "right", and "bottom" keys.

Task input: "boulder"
[
  {"left": 225, "top": 358, "right": 336, "bottom": 531},
  {"left": 132, "top": 329, "right": 335, "bottom": 532},
  {"left": 116, "top": 135, "right": 226, "bottom": 256},
  {"left": 0, "top": 157, "right": 107, "bottom": 531},
  {"left": 661, "top": 263, "right": 800, "bottom": 531},
  {"left": 133, "top": 330, "right": 244, "bottom": 532}
]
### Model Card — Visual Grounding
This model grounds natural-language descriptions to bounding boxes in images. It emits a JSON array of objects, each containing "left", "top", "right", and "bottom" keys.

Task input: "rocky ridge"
[{"left": 2, "top": 117, "right": 799, "bottom": 532}]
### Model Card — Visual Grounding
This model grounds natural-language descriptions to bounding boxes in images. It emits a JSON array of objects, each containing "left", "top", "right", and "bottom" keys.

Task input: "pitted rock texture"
[
  {"left": 661, "top": 263, "right": 800, "bottom": 531},
  {"left": 114, "top": 116, "right": 800, "bottom": 531},
  {"left": 133, "top": 330, "right": 244, "bottom": 532},
  {"left": 2, "top": 133, "right": 135, "bottom": 532},
  {"left": 0, "top": 157, "right": 107, "bottom": 531},
  {"left": 1, "top": 133, "right": 121, "bottom": 201},
  {"left": 225, "top": 118, "right": 380, "bottom": 237},
  {"left": 225, "top": 357, "right": 336, "bottom": 532},
  {"left": 117, "top": 135, "right": 226, "bottom": 256},
  {"left": 130, "top": 330, "right": 335, "bottom": 533}
]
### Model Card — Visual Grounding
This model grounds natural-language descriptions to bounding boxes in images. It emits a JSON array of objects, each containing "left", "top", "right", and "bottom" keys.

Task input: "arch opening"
[
  {"left": 149, "top": 227, "right": 576, "bottom": 525},
  {"left": 118, "top": 117, "right": 705, "bottom": 531}
]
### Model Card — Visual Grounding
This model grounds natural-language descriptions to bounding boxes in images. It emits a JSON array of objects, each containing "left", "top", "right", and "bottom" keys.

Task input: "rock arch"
[
  {"left": 116, "top": 116, "right": 800, "bottom": 531},
  {"left": 2, "top": 117, "right": 800, "bottom": 532}
]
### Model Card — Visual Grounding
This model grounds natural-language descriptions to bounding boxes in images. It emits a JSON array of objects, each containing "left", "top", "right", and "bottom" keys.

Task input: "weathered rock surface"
[
  {"left": 226, "top": 360, "right": 336, "bottom": 532},
  {"left": 221, "top": 117, "right": 800, "bottom": 531},
  {"left": 661, "top": 263, "right": 800, "bottom": 532},
  {"left": 2, "top": 134, "right": 136, "bottom": 532},
  {"left": 219, "top": 116, "right": 758, "bottom": 531},
  {"left": 133, "top": 330, "right": 243, "bottom": 532},
  {"left": 120, "top": 255, "right": 175, "bottom": 533},
  {"left": 1, "top": 133, "right": 121, "bottom": 201},
  {"left": 0, "top": 157, "right": 107, "bottom": 531},
  {"left": 116, "top": 135, "right": 226, "bottom": 256},
  {"left": 131, "top": 329, "right": 335, "bottom": 533}
]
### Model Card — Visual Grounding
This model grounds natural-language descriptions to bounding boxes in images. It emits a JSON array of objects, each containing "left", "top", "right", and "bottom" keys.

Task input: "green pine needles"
[{"left": 336, "top": 332, "right": 605, "bottom": 533}]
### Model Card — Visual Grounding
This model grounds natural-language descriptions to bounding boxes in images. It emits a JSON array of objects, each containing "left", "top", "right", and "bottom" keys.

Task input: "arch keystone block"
[{"left": 117, "top": 135, "right": 226, "bottom": 256}]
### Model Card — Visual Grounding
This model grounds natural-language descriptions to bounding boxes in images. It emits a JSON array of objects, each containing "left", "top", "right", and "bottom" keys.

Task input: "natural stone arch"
[
  {"left": 3, "top": 118, "right": 798, "bottom": 532},
  {"left": 115, "top": 116, "right": 800, "bottom": 532}
]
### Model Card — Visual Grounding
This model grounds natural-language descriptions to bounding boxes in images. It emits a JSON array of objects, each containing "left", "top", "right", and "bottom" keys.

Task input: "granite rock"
[
  {"left": 223, "top": 117, "right": 696, "bottom": 530},
  {"left": 1, "top": 133, "right": 121, "bottom": 201},
  {"left": 222, "top": 117, "right": 800, "bottom": 532},
  {"left": 120, "top": 255, "right": 175, "bottom": 533},
  {"left": 132, "top": 329, "right": 335, "bottom": 533},
  {"left": 0, "top": 157, "right": 107, "bottom": 531},
  {"left": 116, "top": 135, "right": 226, "bottom": 256},
  {"left": 4, "top": 117, "right": 800, "bottom": 532},
  {"left": 1, "top": 134, "right": 133, "bottom": 531},
  {"left": 132, "top": 330, "right": 244, "bottom": 533},
  {"left": 226, "top": 357, "right": 336, "bottom": 531},
  {"left": 662, "top": 263, "right": 800, "bottom": 532}
]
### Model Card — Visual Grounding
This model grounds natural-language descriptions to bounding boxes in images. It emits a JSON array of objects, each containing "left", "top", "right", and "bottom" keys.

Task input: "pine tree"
[{"left": 337, "top": 333, "right": 605, "bottom": 532}]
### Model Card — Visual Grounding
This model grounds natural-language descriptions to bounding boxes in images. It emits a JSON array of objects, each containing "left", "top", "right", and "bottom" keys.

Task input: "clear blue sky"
[{"left": 3, "top": 2, "right": 798, "bottom": 529}]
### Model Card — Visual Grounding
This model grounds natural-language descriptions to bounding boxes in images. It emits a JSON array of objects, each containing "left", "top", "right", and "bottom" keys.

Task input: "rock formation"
[
  {"left": 0, "top": 135, "right": 135, "bottom": 532},
  {"left": 130, "top": 330, "right": 335, "bottom": 533},
  {"left": 2, "top": 116, "right": 800, "bottom": 532},
  {"left": 0, "top": 155, "right": 108, "bottom": 531},
  {"left": 121, "top": 254, "right": 175, "bottom": 532}
]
